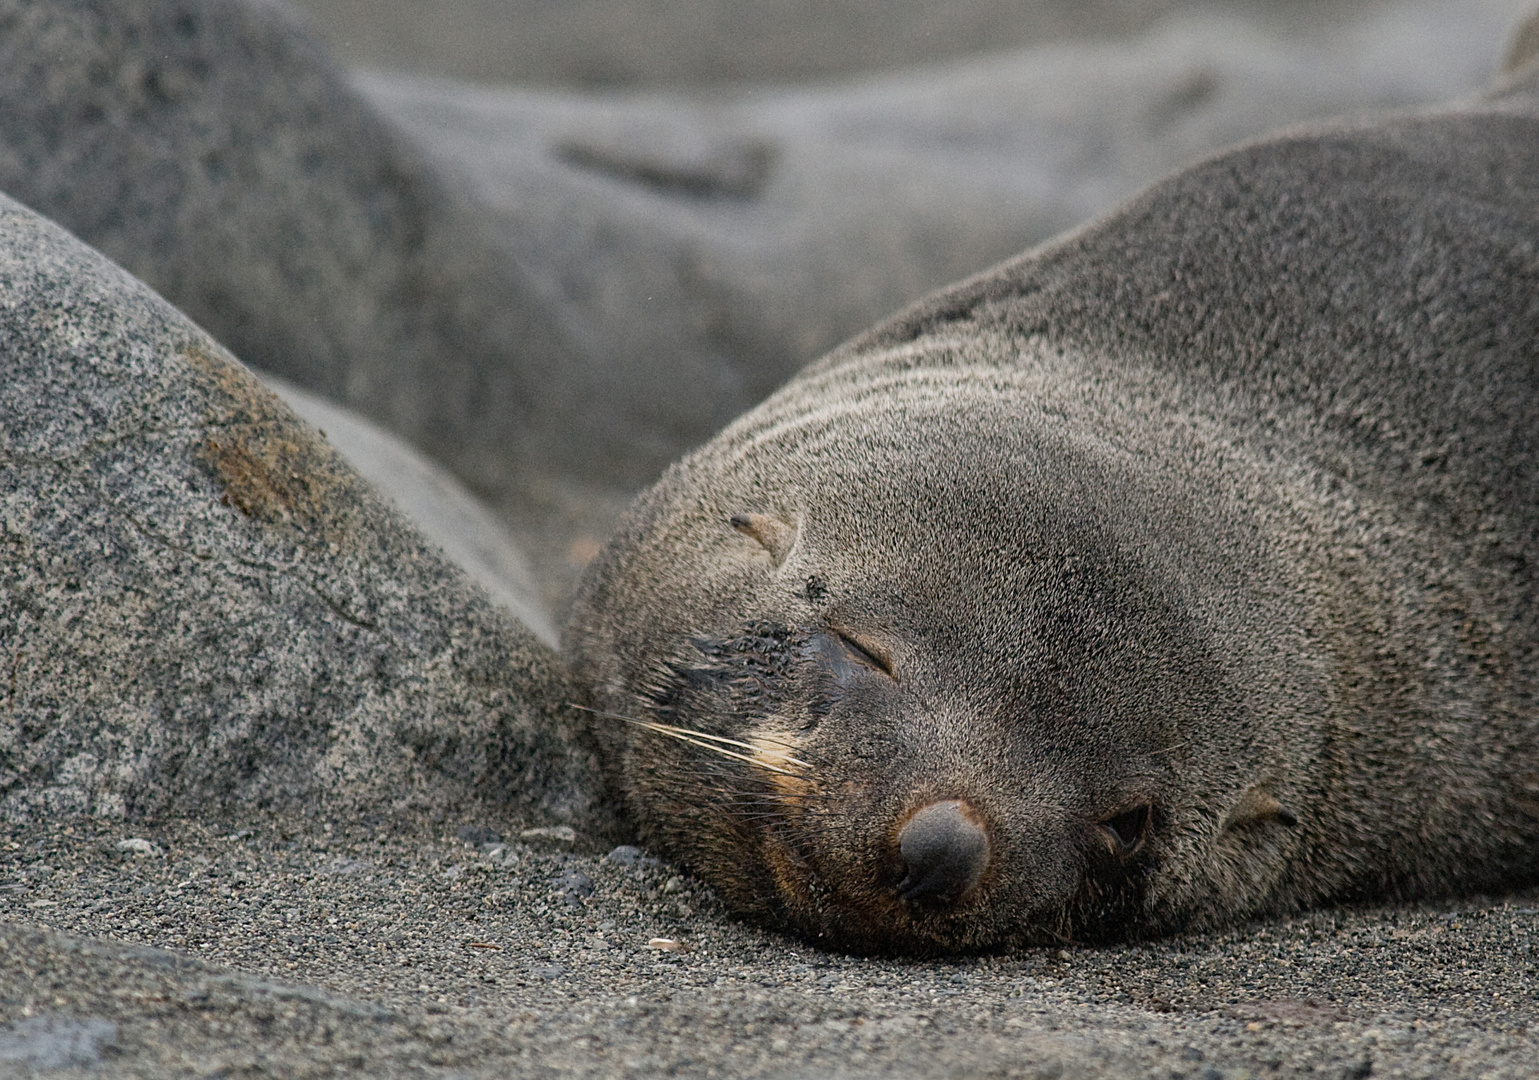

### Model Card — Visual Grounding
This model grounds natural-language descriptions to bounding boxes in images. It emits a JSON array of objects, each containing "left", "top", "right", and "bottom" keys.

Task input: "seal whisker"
[
  {"left": 661, "top": 732, "right": 803, "bottom": 773},
  {"left": 707, "top": 783, "right": 832, "bottom": 802},
  {"left": 569, "top": 702, "right": 809, "bottom": 756},
  {"left": 568, "top": 702, "right": 812, "bottom": 773}
]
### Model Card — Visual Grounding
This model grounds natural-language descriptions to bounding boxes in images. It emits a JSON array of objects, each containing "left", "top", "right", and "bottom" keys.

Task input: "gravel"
[{"left": 4, "top": 815, "right": 1537, "bottom": 1077}]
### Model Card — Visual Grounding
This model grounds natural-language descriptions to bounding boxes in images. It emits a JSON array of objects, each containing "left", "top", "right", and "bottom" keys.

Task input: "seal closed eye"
[{"left": 565, "top": 68, "right": 1539, "bottom": 953}]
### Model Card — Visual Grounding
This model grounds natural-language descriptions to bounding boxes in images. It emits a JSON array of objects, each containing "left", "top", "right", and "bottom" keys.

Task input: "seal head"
[
  {"left": 568, "top": 73, "right": 1539, "bottom": 953},
  {"left": 568, "top": 371, "right": 1319, "bottom": 953}
]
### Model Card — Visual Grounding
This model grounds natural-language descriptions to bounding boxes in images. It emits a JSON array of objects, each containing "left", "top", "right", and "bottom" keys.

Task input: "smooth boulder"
[
  {"left": 262, "top": 375, "right": 558, "bottom": 645},
  {"left": 0, "top": 191, "right": 606, "bottom": 831}
]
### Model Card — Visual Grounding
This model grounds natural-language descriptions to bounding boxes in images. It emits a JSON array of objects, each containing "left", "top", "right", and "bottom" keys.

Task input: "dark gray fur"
[{"left": 567, "top": 71, "right": 1539, "bottom": 952}]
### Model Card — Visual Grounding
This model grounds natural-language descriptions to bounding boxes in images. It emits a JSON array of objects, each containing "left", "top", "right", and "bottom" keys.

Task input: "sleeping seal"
[{"left": 565, "top": 66, "right": 1539, "bottom": 954}]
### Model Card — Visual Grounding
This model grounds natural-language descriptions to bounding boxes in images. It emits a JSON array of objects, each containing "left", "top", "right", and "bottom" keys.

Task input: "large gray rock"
[
  {"left": 261, "top": 375, "right": 558, "bottom": 645},
  {"left": 0, "top": 190, "right": 607, "bottom": 831}
]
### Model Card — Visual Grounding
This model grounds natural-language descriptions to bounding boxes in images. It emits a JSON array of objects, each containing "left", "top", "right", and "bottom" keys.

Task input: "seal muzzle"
[{"left": 896, "top": 799, "right": 991, "bottom": 905}]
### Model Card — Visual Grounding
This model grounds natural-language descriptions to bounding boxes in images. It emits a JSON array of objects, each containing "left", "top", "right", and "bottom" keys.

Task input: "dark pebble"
[
  {"left": 552, "top": 871, "right": 595, "bottom": 897},
  {"left": 457, "top": 826, "right": 503, "bottom": 846}
]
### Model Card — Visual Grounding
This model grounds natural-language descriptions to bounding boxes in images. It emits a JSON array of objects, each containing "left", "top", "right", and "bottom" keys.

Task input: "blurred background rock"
[
  {"left": 287, "top": 0, "right": 1475, "bottom": 88},
  {"left": 305, "top": 0, "right": 1532, "bottom": 613},
  {"left": 4, "top": 0, "right": 1533, "bottom": 630}
]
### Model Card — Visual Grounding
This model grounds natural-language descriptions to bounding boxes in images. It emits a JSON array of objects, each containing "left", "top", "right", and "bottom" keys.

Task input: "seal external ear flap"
[
  {"left": 1502, "top": 6, "right": 1539, "bottom": 75},
  {"left": 730, "top": 512, "right": 798, "bottom": 566},
  {"left": 1221, "top": 786, "right": 1298, "bottom": 832}
]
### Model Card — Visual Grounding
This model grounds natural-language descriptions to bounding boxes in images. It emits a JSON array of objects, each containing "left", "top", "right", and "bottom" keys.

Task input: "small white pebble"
[
  {"left": 117, "top": 838, "right": 162, "bottom": 857},
  {"left": 519, "top": 826, "right": 576, "bottom": 843}
]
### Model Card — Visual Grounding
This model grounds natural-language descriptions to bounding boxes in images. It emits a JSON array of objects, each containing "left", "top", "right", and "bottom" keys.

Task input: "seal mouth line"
[{"left": 567, "top": 703, "right": 812, "bottom": 774}]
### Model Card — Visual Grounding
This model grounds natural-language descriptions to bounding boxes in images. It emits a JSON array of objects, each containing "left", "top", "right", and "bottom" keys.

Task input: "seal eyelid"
[{"left": 831, "top": 629, "right": 896, "bottom": 679}]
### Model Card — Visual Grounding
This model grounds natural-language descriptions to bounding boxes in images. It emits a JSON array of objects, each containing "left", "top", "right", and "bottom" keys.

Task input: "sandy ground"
[{"left": 5, "top": 814, "right": 1538, "bottom": 1077}]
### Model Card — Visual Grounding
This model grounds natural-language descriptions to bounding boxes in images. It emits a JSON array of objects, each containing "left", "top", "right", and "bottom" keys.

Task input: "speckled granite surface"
[{"left": 0, "top": 191, "right": 606, "bottom": 833}]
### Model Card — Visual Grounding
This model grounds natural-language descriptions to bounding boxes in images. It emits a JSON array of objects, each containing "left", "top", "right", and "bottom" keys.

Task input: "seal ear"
[
  {"left": 730, "top": 512, "right": 798, "bottom": 566},
  {"left": 1221, "top": 785, "right": 1298, "bottom": 832}
]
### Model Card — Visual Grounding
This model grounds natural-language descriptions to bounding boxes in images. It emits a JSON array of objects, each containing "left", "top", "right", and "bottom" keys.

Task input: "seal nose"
[{"left": 897, "top": 800, "right": 990, "bottom": 905}]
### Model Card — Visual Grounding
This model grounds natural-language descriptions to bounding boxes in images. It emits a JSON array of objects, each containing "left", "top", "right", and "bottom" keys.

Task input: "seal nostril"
[
  {"left": 1099, "top": 803, "right": 1152, "bottom": 855},
  {"left": 896, "top": 800, "right": 990, "bottom": 905}
]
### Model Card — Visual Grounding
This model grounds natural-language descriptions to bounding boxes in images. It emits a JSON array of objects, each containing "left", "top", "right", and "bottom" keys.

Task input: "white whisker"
[{"left": 566, "top": 703, "right": 811, "bottom": 773}]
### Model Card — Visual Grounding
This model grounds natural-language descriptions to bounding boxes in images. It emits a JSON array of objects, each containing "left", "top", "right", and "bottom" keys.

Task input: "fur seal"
[{"left": 565, "top": 66, "right": 1539, "bottom": 954}]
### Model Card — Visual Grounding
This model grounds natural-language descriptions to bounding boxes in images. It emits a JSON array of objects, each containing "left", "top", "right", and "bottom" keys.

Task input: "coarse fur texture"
[{"left": 566, "top": 68, "right": 1539, "bottom": 955}]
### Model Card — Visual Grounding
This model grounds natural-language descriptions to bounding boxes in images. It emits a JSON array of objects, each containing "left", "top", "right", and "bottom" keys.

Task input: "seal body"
[{"left": 565, "top": 71, "right": 1539, "bottom": 954}]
